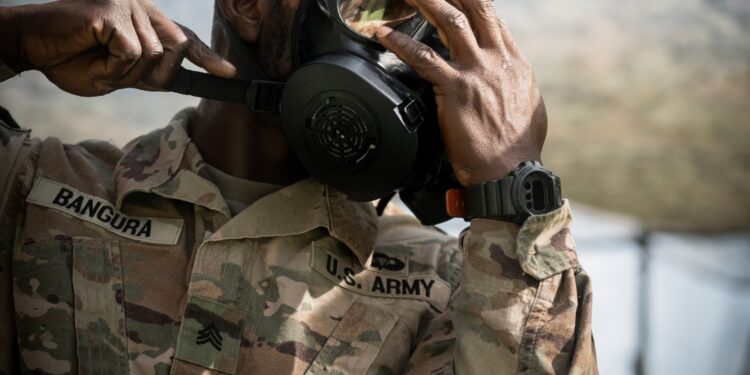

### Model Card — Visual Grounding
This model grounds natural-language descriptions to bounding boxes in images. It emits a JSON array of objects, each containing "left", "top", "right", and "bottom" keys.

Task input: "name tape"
[
  {"left": 27, "top": 178, "right": 183, "bottom": 245},
  {"left": 311, "top": 243, "right": 450, "bottom": 312}
]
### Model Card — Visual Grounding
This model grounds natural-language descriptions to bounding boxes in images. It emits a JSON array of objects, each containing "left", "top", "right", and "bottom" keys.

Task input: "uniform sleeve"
[
  {"left": 406, "top": 201, "right": 598, "bottom": 375},
  {"left": 0, "top": 108, "right": 34, "bottom": 375},
  {"left": 0, "top": 57, "right": 17, "bottom": 82}
]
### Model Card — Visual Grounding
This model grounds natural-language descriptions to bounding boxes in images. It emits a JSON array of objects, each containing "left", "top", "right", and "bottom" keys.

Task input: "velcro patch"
[
  {"left": 367, "top": 252, "right": 409, "bottom": 276},
  {"left": 27, "top": 178, "right": 183, "bottom": 245},
  {"left": 311, "top": 242, "right": 450, "bottom": 312},
  {"left": 174, "top": 296, "right": 244, "bottom": 374}
]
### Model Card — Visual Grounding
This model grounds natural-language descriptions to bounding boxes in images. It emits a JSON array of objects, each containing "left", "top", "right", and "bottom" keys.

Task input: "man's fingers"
[
  {"left": 134, "top": 81, "right": 160, "bottom": 92},
  {"left": 451, "top": 0, "right": 504, "bottom": 49},
  {"left": 137, "top": 14, "right": 190, "bottom": 89},
  {"left": 376, "top": 26, "right": 455, "bottom": 84},
  {"left": 497, "top": 18, "right": 519, "bottom": 55},
  {"left": 110, "top": 8, "right": 163, "bottom": 88},
  {"left": 404, "top": 0, "right": 479, "bottom": 60},
  {"left": 182, "top": 26, "right": 236, "bottom": 79},
  {"left": 133, "top": 7, "right": 164, "bottom": 65},
  {"left": 97, "top": 22, "right": 142, "bottom": 80},
  {"left": 140, "top": 42, "right": 184, "bottom": 89}
]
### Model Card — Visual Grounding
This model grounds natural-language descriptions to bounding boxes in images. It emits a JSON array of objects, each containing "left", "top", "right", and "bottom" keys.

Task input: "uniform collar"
[
  {"left": 114, "top": 108, "right": 377, "bottom": 265},
  {"left": 207, "top": 179, "right": 377, "bottom": 266},
  {"left": 114, "top": 109, "right": 230, "bottom": 216}
]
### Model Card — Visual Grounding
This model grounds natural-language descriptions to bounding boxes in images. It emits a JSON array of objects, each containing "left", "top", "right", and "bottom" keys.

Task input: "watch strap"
[
  {"left": 464, "top": 177, "right": 517, "bottom": 219},
  {"left": 445, "top": 177, "right": 518, "bottom": 221},
  {"left": 445, "top": 161, "right": 562, "bottom": 224}
]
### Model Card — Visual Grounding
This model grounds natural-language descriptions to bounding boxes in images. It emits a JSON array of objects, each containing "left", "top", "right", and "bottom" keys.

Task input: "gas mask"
[{"left": 169, "top": 0, "right": 458, "bottom": 225}]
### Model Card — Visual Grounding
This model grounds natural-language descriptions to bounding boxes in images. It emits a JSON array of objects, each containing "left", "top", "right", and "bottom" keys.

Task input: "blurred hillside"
[
  {"left": 1, "top": 0, "right": 749, "bottom": 231},
  {"left": 502, "top": 0, "right": 750, "bottom": 232}
]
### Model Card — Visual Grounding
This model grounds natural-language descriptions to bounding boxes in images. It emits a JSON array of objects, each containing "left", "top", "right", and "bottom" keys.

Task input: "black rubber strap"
[
  {"left": 465, "top": 178, "right": 517, "bottom": 220},
  {"left": 168, "top": 68, "right": 284, "bottom": 114},
  {"left": 168, "top": 68, "right": 248, "bottom": 103},
  {"left": 375, "top": 191, "right": 397, "bottom": 216}
]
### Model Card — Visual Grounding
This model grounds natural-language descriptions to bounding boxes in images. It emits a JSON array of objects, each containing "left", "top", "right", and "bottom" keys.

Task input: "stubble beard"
[{"left": 258, "top": 0, "right": 296, "bottom": 80}]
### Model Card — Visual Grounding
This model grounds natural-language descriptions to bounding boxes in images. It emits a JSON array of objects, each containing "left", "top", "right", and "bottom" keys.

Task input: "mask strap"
[
  {"left": 375, "top": 191, "right": 397, "bottom": 216},
  {"left": 166, "top": 9, "right": 285, "bottom": 114},
  {"left": 169, "top": 69, "right": 284, "bottom": 114}
]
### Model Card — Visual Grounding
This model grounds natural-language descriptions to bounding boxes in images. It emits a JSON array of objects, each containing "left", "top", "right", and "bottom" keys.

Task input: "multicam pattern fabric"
[{"left": 0, "top": 108, "right": 597, "bottom": 374}]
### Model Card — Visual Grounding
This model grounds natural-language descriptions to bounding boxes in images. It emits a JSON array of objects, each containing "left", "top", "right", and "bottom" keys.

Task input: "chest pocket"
[
  {"left": 13, "top": 237, "right": 129, "bottom": 375},
  {"left": 305, "top": 300, "right": 398, "bottom": 375}
]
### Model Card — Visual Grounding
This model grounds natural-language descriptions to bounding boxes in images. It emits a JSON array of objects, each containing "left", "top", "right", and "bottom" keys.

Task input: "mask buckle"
[{"left": 246, "top": 81, "right": 286, "bottom": 114}]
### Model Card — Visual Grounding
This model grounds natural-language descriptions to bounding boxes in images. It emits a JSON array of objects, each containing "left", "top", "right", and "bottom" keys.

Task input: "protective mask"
[{"left": 169, "top": 0, "right": 458, "bottom": 225}]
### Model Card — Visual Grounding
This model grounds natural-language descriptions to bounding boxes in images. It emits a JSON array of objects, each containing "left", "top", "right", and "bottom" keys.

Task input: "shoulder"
[
  {"left": 31, "top": 136, "right": 123, "bottom": 200},
  {"left": 0, "top": 105, "right": 33, "bottom": 168},
  {"left": 0, "top": 106, "right": 126, "bottom": 203},
  {"left": 375, "top": 215, "right": 462, "bottom": 290}
]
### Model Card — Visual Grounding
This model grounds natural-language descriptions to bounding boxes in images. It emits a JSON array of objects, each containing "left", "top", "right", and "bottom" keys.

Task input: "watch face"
[{"left": 514, "top": 167, "right": 562, "bottom": 217}]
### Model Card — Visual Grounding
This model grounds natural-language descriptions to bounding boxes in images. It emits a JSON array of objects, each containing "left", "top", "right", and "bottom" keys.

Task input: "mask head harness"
[{"left": 168, "top": 0, "right": 458, "bottom": 225}]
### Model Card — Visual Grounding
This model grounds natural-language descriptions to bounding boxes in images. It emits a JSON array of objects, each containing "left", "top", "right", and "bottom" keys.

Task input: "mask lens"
[{"left": 338, "top": 0, "right": 420, "bottom": 38}]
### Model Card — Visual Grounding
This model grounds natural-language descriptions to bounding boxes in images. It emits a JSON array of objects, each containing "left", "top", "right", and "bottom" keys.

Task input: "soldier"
[{"left": 0, "top": 0, "right": 597, "bottom": 374}]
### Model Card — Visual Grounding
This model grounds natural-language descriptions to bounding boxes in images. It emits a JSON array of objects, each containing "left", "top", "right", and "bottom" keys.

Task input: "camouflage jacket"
[{"left": 0, "top": 107, "right": 597, "bottom": 375}]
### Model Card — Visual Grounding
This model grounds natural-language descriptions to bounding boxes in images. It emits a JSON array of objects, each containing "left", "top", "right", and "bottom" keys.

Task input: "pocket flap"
[{"left": 306, "top": 300, "right": 397, "bottom": 374}]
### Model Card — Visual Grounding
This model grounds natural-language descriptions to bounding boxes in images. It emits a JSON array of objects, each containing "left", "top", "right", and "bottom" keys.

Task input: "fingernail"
[
  {"left": 375, "top": 26, "right": 394, "bottom": 39},
  {"left": 222, "top": 60, "right": 237, "bottom": 76}
]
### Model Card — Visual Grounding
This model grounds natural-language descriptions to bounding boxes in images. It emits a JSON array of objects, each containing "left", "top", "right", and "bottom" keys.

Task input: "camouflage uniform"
[{"left": 0, "top": 70, "right": 597, "bottom": 374}]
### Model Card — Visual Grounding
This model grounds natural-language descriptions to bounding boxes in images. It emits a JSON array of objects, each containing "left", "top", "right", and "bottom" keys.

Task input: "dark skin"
[
  {"left": 189, "top": 0, "right": 308, "bottom": 185},
  {"left": 0, "top": 0, "right": 547, "bottom": 188}
]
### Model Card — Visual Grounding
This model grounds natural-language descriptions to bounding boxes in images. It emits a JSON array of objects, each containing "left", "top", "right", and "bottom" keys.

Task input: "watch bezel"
[{"left": 511, "top": 162, "right": 563, "bottom": 219}]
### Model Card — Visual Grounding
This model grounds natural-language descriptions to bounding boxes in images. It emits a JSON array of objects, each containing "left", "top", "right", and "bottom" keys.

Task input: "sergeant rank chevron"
[{"left": 195, "top": 323, "right": 224, "bottom": 351}]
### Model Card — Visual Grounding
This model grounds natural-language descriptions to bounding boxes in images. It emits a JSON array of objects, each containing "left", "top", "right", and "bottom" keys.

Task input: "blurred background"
[{"left": 1, "top": 0, "right": 749, "bottom": 374}]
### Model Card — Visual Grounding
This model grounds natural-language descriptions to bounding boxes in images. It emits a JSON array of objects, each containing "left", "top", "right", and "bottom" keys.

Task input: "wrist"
[
  {"left": 447, "top": 161, "right": 562, "bottom": 224},
  {"left": 0, "top": 6, "right": 34, "bottom": 73},
  {"left": 456, "top": 156, "right": 541, "bottom": 188}
]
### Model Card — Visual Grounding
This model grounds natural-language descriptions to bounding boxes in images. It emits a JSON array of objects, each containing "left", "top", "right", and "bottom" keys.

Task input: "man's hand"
[
  {"left": 0, "top": 0, "right": 235, "bottom": 96},
  {"left": 376, "top": 0, "right": 547, "bottom": 187}
]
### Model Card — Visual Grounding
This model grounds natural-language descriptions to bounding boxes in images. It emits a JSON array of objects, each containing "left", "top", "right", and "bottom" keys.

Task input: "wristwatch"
[{"left": 446, "top": 161, "right": 563, "bottom": 224}]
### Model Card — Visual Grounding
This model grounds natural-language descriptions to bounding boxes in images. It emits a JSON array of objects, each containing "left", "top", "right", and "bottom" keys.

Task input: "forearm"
[
  {"left": 0, "top": 5, "right": 34, "bottom": 74},
  {"left": 452, "top": 202, "right": 597, "bottom": 374}
]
